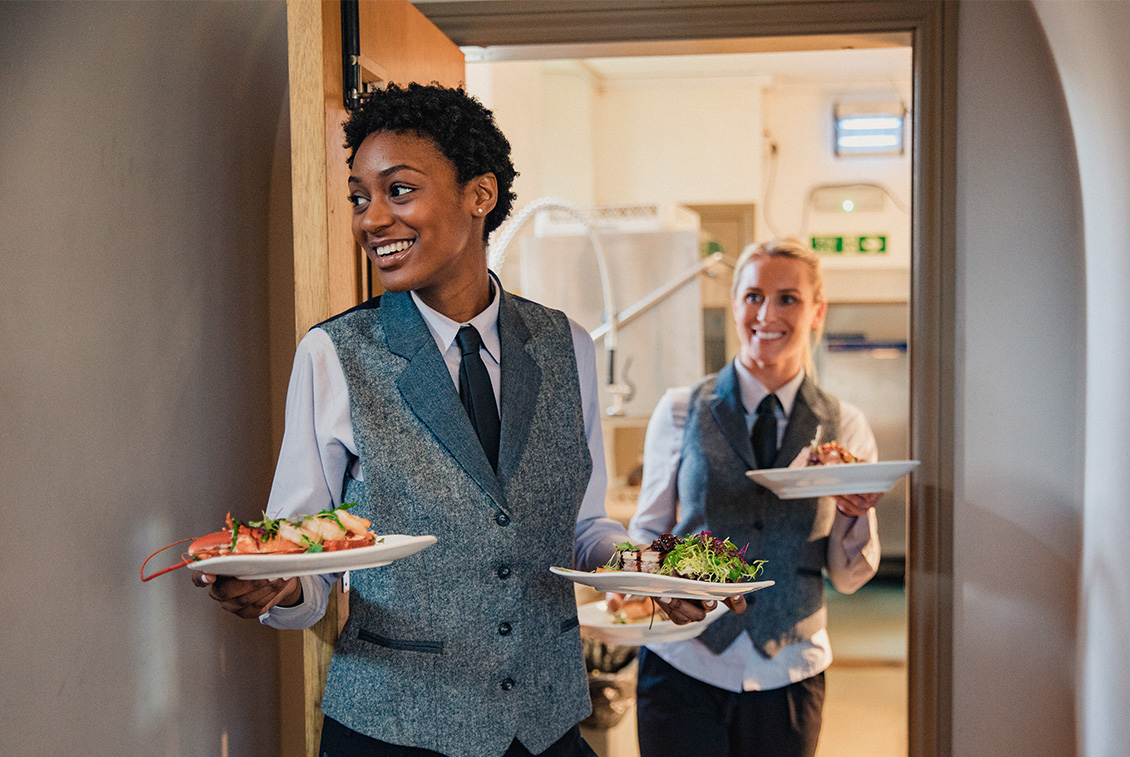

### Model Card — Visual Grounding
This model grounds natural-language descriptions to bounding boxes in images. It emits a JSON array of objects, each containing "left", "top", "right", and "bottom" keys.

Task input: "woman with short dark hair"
[{"left": 194, "top": 83, "right": 632, "bottom": 757}]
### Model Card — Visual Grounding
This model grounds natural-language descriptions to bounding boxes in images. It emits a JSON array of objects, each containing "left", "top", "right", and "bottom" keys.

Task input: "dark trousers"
[
  {"left": 635, "top": 646, "right": 825, "bottom": 757},
  {"left": 319, "top": 716, "right": 597, "bottom": 757}
]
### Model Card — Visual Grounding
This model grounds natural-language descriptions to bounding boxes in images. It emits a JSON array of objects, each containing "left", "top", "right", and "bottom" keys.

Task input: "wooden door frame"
[
  {"left": 417, "top": 2, "right": 957, "bottom": 756},
  {"left": 285, "top": 3, "right": 465, "bottom": 754}
]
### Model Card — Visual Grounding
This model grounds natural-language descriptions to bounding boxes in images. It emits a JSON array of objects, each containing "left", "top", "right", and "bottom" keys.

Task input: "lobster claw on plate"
[
  {"left": 141, "top": 506, "right": 381, "bottom": 582},
  {"left": 138, "top": 537, "right": 212, "bottom": 583}
]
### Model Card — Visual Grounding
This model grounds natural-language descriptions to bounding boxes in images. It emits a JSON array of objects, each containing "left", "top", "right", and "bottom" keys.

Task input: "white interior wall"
[
  {"left": 467, "top": 60, "right": 597, "bottom": 211},
  {"left": 760, "top": 81, "right": 911, "bottom": 302},
  {"left": 953, "top": 2, "right": 1084, "bottom": 754},
  {"left": 473, "top": 63, "right": 766, "bottom": 209},
  {"left": 465, "top": 61, "right": 548, "bottom": 212},
  {"left": 1031, "top": 3, "right": 1130, "bottom": 756},
  {"left": 539, "top": 62, "right": 598, "bottom": 207},
  {"left": 593, "top": 76, "right": 764, "bottom": 207}
]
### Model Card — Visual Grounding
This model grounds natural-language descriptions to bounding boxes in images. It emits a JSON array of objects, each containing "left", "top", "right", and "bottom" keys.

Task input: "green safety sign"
[{"left": 810, "top": 235, "right": 887, "bottom": 254}]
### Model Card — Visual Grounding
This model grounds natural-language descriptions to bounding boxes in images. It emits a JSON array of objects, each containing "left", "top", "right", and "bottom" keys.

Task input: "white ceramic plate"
[
  {"left": 745, "top": 460, "right": 920, "bottom": 500},
  {"left": 190, "top": 534, "right": 437, "bottom": 580},
  {"left": 578, "top": 599, "right": 728, "bottom": 646},
  {"left": 551, "top": 567, "right": 774, "bottom": 601}
]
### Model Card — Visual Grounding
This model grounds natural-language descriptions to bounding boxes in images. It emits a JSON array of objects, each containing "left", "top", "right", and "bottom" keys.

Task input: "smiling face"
[
  {"left": 732, "top": 254, "right": 827, "bottom": 390},
  {"left": 348, "top": 130, "right": 496, "bottom": 319}
]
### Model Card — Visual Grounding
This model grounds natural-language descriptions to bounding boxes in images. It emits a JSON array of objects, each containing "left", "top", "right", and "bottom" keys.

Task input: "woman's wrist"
[{"left": 276, "top": 579, "right": 304, "bottom": 608}]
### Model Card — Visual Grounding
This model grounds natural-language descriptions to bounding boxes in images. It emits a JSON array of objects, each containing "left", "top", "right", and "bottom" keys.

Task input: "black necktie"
[
  {"left": 455, "top": 325, "right": 500, "bottom": 472},
  {"left": 751, "top": 394, "right": 779, "bottom": 469}
]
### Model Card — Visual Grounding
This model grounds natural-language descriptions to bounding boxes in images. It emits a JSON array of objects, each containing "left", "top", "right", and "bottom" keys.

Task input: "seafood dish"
[
  {"left": 187, "top": 506, "right": 377, "bottom": 559},
  {"left": 141, "top": 504, "right": 378, "bottom": 581}
]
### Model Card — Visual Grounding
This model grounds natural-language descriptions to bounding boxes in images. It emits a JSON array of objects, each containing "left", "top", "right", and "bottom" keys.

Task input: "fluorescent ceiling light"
[
  {"left": 838, "top": 134, "right": 901, "bottom": 148},
  {"left": 834, "top": 101, "right": 905, "bottom": 156},
  {"left": 837, "top": 116, "right": 903, "bottom": 131}
]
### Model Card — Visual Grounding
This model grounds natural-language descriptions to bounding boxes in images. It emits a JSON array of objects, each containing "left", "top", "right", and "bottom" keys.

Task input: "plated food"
[
  {"left": 604, "top": 531, "right": 767, "bottom": 584},
  {"left": 550, "top": 531, "right": 774, "bottom": 601},
  {"left": 188, "top": 506, "right": 377, "bottom": 560},
  {"left": 743, "top": 422, "right": 918, "bottom": 499},
  {"left": 141, "top": 504, "right": 381, "bottom": 581},
  {"left": 789, "top": 424, "right": 862, "bottom": 468},
  {"left": 800, "top": 440, "right": 859, "bottom": 465},
  {"left": 746, "top": 460, "right": 920, "bottom": 500},
  {"left": 577, "top": 599, "right": 729, "bottom": 646},
  {"left": 605, "top": 595, "right": 668, "bottom": 624},
  {"left": 550, "top": 566, "right": 774, "bottom": 601}
]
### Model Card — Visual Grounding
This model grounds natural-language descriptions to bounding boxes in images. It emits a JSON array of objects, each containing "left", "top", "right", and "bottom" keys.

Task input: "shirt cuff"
[
  {"left": 826, "top": 509, "right": 880, "bottom": 594},
  {"left": 258, "top": 573, "right": 336, "bottom": 630}
]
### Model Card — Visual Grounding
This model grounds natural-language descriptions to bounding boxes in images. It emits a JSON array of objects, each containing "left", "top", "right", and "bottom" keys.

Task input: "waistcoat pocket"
[{"left": 358, "top": 628, "right": 444, "bottom": 655}]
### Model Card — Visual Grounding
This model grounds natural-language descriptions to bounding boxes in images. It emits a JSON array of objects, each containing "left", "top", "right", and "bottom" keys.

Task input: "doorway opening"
[{"left": 461, "top": 35, "right": 912, "bottom": 757}]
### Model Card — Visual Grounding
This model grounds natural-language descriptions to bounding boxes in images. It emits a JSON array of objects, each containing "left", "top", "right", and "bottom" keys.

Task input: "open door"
[{"left": 284, "top": 2, "right": 464, "bottom": 753}]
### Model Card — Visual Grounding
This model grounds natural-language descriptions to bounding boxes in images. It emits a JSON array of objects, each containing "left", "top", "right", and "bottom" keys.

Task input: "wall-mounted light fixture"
[
  {"left": 834, "top": 101, "right": 906, "bottom": 157},
  {"left": 811, "top": 183, "right": 886, "bottom": 213}
]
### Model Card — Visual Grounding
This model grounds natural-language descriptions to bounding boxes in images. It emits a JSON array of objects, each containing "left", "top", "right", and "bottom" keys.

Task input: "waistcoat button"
[
  {"left": 500, "top": 678, "right": 515, "bottom": 691},
  {"left": 498, "top": 622, "right": 512, "bottom": 636},
  {"left": 495, "top": 512, "right": 510, "bottom": 526},
  {"left": 753, "top": 521, "right": 765, "bottom": 530},
  {"left": 497, "top": 565, "right": 511, "bottom": 579}
]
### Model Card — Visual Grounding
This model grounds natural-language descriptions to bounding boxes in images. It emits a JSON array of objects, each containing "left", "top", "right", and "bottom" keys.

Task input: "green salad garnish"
[
  {"left": 606, "top": 531, "right": 766, "bottom": 583},
  {"left": 658, "top": 532, "right": 766, "bottom": 582},
  {"left": 248, "top": 512, "right": 282, "bottom": 542}
]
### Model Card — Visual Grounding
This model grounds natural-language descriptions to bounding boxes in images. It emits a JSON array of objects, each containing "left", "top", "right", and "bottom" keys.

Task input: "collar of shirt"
[
  {"left": 409, "top": 274, "right": 501, "bottom": 367},
  {"left": 732, "top": 359, "right": 805, "bottom": 429}
]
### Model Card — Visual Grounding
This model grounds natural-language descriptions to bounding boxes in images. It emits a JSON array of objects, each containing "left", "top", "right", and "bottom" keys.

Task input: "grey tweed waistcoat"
[
  {"left": 674, "top": 364, "right": 841, "bottom": 658},
  {"left": 316, "top": 288, "right": 593, "bottom": 757}
]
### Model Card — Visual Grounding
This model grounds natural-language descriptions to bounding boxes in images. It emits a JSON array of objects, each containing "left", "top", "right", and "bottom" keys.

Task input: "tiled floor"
[{"left": 582, "top": 580, "right": 909, "bottom": 757}]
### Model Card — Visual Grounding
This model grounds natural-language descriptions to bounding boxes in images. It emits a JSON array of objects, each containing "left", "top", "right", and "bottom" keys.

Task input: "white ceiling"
[
  {"left": 464, "top": 35, "right": 912, "bottom": 88},
  {"left": 577, "top": 47, "right": 912, "bottom": 85}
]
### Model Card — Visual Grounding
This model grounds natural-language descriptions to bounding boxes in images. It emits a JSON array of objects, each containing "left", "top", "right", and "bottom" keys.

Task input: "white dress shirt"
[
  {"left": 261, "top": 284, "right": 627, "bottom": 629},
  {"left": 628, "top": 361, "right": 881, "bottom": 692}
]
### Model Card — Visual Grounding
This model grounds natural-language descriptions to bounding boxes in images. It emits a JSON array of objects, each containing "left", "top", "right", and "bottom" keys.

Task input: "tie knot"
[
  {"left": 756, "top": 393, "right": 779, "bottom": 416},
  {"left": 455, "top": 325, "right": 483, "bottom": 357}
]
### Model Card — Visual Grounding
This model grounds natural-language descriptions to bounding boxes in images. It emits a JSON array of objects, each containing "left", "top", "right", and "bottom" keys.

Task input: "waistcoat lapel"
[
  {"left": 496, "top": 289, "right": 540, "bottom": 479},
  {"left": 710, "top": 362, "right": 759, "bottom": 471},
  {"left": 380, "top": 290, "right": 505, "bottom": 511}
]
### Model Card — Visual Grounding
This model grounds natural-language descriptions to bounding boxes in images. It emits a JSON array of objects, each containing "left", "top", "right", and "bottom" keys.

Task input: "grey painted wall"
[
  {"left": 1033, "top": 2, "right": 1130, "bottom": 755},
  {"left": 0, "top": 2, "right": 291, "bottom": 754},
  {"left": 954, "top": 2, "right": 1084, "bottom": 754}
]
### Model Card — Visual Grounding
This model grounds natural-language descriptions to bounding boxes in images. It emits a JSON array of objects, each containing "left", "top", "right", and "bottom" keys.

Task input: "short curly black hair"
[{"left": 342, "top": 82, "right": 518, "bottom": 242}]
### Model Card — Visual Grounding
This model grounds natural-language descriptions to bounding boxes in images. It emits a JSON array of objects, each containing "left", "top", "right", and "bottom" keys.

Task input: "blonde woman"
[{"left": 629, "top": 238, "right": 883, "bottom": 757}]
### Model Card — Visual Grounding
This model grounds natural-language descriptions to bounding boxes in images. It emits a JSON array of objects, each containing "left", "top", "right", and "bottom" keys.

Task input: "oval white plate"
[
  {"left": 578, "top": 599, "right": 728, "bottom": 646},
  {"left": 551, "top": 566, "right": 773, "bottom": 601},
  {"left": 746, "top": 460, "right": 920, "bottom": 500},
  {"left": 190, "top": 534, "right": 437, "bottom": 580}
]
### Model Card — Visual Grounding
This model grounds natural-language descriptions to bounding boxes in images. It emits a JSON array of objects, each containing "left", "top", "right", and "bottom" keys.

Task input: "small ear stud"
[{"left": 476, "top": 207, "right": 484, "bottom": 214}]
